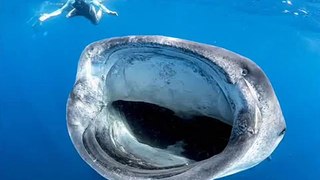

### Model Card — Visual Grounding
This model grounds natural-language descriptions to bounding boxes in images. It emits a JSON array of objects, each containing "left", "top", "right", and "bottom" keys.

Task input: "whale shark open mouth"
[{"left": 67, "top": 36, "right": 286, "bottom": 180}]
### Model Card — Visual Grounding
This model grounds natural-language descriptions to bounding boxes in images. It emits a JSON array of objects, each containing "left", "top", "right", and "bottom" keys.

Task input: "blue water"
[{"left": 1, "top": 0, "right": 320, "bottom": 179}]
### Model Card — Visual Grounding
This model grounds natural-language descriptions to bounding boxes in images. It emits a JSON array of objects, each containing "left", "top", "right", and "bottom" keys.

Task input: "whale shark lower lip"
[{"left": 67, "top": 35, "right": 286, "bottom": 180}]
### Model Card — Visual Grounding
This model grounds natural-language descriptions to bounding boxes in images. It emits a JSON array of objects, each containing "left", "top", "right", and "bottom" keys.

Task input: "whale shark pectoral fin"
[{"left": 66, "top": 8, "right": 79, "bottom": 18}]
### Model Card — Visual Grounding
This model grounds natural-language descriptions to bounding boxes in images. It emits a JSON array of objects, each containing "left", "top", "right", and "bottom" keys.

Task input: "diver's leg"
[
  {"left": 96, "top": 8, "right": 103, "bottom": 23},
  {"left": 88, "top": 5, "right": 99, "bottom": 25},
  {"left": 92, "top": 0, "right": 118, "bottom": 16},
  {"left": 101, "top": 5, "right": 118, "bottom": 16}
]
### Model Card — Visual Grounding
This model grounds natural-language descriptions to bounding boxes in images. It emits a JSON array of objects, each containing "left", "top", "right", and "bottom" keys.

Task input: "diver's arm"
[
  {"left": 92, "top": 0, "right": 118, "bottom": 16},
  {"left": 39, "top": 1, "right": 73, "bottom": 22}
]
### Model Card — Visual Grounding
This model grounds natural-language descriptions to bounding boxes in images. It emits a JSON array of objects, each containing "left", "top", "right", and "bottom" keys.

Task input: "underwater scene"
[{"left": 1, "top": 0, "right": 320, "bottom": 179}]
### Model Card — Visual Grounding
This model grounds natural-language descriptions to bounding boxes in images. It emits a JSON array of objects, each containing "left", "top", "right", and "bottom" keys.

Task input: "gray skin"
[{"left": 67, "top": 36, "right": 286, "bottom": 180}]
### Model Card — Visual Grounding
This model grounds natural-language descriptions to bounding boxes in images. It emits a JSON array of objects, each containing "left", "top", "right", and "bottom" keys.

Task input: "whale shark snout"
[{"left": 67, "top": 36, "right": 286, "bottom": 180}]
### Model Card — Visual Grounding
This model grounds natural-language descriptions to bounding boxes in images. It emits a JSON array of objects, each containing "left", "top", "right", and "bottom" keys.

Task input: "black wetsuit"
[{"left": 69, "top": 0, "right": 99, "bottom": 24}]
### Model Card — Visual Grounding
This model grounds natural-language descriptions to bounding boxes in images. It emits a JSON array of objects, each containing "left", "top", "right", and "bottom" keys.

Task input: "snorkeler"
[{"left": 39, "top": 0, "right": 118, "bottom": 25}]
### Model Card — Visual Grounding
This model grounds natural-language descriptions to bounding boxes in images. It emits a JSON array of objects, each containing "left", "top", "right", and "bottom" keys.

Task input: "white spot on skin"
[
  {"left": 298, "top": 9, "right": 308, "bottom": 15},
  {"left": 283, "top": 9, "right": 290, "bottom": 14},
  {"left": 283, "top": 0, "right": 293, "bottom": 6}
]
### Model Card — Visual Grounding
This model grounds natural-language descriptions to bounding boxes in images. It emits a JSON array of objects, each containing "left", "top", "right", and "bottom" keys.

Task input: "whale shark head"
[{"left": 67, "top": 36, "right": 286, "bottom": 180}]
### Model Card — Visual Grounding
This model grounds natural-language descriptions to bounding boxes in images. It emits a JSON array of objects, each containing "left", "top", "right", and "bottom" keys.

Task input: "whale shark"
[{"left": 67, "top": 36, "right": 286, "bottom": 180}]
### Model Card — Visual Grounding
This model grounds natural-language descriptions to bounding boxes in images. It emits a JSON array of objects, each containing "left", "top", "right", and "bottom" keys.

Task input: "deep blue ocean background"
[{"left": 1, "top": 0, "right": 320, "bottom": 179}]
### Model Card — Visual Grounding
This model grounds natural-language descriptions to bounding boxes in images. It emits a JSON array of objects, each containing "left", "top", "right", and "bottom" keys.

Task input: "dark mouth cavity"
[{"left": 111, "top": 100, "right": 232, "bottom": 162}]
